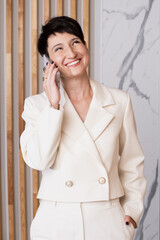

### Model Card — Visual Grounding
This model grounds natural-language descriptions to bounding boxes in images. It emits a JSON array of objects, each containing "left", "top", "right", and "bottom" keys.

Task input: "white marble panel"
[{"left": 102, "top": 0, "right": 160, "bottom": 239}]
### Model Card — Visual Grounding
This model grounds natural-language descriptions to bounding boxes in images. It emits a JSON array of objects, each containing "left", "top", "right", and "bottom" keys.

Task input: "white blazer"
[{"left": 20, "top": 79, "right": 146, "bottom": 225}]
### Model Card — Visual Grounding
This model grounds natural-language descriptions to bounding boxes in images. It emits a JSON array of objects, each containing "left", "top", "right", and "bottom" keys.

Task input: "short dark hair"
[{"left": 38, "top": 16, "right": 85, "bottom": 58}]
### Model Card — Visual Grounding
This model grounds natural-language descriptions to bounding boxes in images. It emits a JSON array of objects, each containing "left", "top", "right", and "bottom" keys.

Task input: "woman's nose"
[{"left": 66, "top": 46, "right": 76, "bottom": 58}]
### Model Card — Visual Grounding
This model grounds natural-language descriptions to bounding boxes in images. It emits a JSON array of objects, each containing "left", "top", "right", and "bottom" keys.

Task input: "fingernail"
[
  {"left": 55, "top": 65, "right": 58, "bottom": 68},
  {"left": 126, "top": 222, "right": 129, "bottom": 225},
  {"left": 51, "top": 61, "right": 54, "bottom": 64},
  {"left": 46, "top": 62, "right": 48, "bottom": 66}
]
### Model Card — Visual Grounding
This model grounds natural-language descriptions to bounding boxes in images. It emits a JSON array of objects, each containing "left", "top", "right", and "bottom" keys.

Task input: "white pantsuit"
[
  {"left": 30, "top": 199, "right": 135, "bottom": 240},
  {"left": 20, "top": 79, "right": 146, "bottom": 239}
]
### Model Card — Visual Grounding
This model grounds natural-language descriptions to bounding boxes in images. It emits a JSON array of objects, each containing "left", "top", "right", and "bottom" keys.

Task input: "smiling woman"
[
  {"left": 20, "top": 16, "right": 146, "bottom": 240},
  {"left": 47, "top": 32, "right": 89, "bottom": 80}
]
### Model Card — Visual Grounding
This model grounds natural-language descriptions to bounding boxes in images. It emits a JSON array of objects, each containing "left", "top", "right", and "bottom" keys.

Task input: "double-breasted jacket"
[{"left": 20, "top": 79, "right": 146, "bottom": 225}]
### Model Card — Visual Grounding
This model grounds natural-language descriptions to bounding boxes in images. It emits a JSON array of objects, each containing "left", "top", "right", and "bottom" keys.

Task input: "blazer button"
[
  {"left": 98, "top": 177, "right": 106, "bottom": 184},
  {"left": 65, "top": 180, "right": 73, "bottom": 187}
]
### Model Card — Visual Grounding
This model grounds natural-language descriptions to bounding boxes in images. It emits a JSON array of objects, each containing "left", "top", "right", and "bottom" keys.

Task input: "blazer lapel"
[
  {"left": 61, "top": 79, "right": 116, "bottom": 165},
  {"left": 84, "top": 79, "right": 115, "bottom": 141},
  {"left": 62, "top": 90, "right": 86, "bottom": 140},
  {"left": 42, "top": 79, "right": 115, "bottom": 143},
  {"left": 61, "top": 89, "right": 105, "bottom": 163}
]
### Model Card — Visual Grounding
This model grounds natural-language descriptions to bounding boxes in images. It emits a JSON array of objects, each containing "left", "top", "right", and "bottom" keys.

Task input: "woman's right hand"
[{"left": 43, "top": 62, "right": 60, "bottom": 109}]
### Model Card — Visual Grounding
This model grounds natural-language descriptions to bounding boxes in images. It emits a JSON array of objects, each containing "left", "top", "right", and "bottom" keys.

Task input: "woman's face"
[{"left": 47, "top": 32, "right": 89, "bottom": 79}]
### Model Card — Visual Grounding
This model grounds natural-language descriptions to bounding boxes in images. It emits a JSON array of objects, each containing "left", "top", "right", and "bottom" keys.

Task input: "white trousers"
[{"left": 30, "top": 198, "right": 135, "bottom": 240}]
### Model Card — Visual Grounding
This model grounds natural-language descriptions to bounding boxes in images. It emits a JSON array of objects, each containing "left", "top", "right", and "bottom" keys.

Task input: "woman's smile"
[{"left": 65, "top": 58, "right": 81, "bottom": 67}]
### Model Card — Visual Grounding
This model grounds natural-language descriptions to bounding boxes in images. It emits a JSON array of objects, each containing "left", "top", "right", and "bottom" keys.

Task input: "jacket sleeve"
[
  {"left": 119, "top": 93, "right": 147, "bottom": 226},
  {"left": 20, "top": 97, "right": 64, "bottom": 170}
]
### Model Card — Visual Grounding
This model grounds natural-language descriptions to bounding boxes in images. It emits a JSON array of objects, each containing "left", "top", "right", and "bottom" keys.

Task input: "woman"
[{"left": 20, "top": 16, "right": 146, "bottom": 240}]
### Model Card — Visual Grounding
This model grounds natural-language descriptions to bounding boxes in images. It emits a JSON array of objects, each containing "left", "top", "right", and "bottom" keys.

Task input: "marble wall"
[{"left": 101, "top": 0, "right": 159, "bottom": 239}]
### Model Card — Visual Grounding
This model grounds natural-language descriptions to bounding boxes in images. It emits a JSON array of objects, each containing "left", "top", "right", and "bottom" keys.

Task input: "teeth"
[{"left": 66, "top": 59, "right": 80, "bottom": 67}]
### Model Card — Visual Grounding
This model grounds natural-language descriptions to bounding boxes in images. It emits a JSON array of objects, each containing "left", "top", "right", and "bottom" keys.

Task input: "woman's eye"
[
  {"left": 73, "top": 40, "right": 80, "bottom": 45},
  {"left": 55, "top": 47, "right": 62, "bottom": 52}
]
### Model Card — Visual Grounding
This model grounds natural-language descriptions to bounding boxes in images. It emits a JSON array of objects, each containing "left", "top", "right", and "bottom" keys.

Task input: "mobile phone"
[{"left": 43, "top": 55, "right": 60, "bottom": 89}]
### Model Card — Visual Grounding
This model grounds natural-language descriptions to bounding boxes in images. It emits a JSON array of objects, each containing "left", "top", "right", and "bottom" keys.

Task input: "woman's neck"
[{"left": 61, "top": 73, "right": 92, "bottom": 102}]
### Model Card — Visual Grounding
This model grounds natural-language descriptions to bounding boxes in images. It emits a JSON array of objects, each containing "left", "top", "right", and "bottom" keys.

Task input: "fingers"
[
  {"left": 43, "top": 62, "right": 59, "bottom": 87},
  {"left": 125, "top": 215, "right": 137, "bottom": 228},
  {"left": 125, "top": 215, "right": 130, "bottom": 225},
  {"left": 42, "top": 61, "right": 60, "bottom": 108},
  {"left": 45, "top": 62, "right": 58, "bottom": 78}
]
